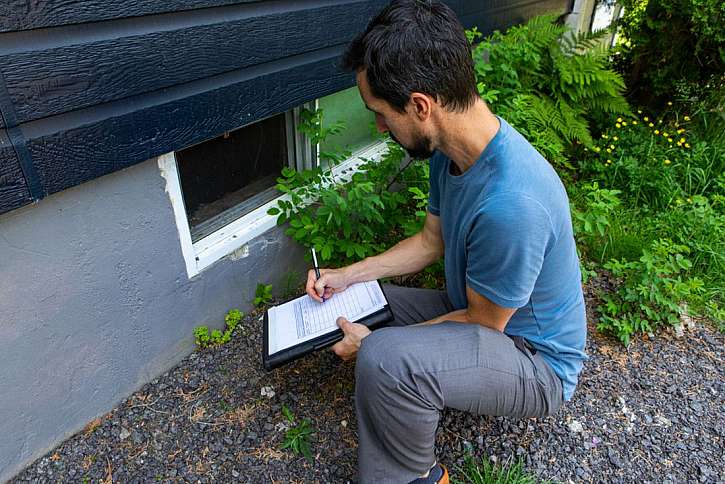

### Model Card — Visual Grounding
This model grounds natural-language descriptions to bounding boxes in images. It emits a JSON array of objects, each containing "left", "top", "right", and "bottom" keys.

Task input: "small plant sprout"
[
  {"left": 280, "top": 405, "right": 315, "bottom": 462},
  {"left": 254, "top": 283, "right": 273, "bottom": 307},
  {"left": 193, "top": 308, "right": 244, "bottom": 349}
]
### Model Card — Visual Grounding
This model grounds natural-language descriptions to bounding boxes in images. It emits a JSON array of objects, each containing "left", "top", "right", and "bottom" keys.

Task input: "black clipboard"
[{"left": 263, "top": 281, "right": 393, "bottom": 371}]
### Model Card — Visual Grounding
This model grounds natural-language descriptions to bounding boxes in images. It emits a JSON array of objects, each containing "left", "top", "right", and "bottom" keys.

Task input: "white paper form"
[{"left": 267, "top": 281, "right": 386, "bottom": 355}]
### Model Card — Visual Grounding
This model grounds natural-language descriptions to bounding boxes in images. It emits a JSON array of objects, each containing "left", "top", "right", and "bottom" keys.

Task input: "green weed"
[
  {"left": 193, "top": 308, "right": 244, "bottom": 349},
  {"left": 254, "top": 283, "right": 273, "bottom": 307},
  {"left": 453, "top": 455, "right": 547, "bottom": 484},
  {"left": 597, "top": 239, "right": 705, "bottom": 345},
  {"left": 280, "top": 405, "right": 315, "bottom": 462}
]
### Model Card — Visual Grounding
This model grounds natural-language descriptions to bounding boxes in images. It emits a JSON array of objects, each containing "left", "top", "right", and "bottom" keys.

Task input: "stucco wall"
[{"left": 0, "top": 158, "right": 307, "bottom": 481}]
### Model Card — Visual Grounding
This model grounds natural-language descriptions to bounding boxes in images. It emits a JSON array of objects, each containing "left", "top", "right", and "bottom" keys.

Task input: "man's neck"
[{"left": 436, "top": 100, "right": 500, "bottom": 175}]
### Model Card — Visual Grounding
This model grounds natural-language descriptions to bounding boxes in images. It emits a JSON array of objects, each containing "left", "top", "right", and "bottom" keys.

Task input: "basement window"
[
  {"left": 159, "top": 90, "right": 387, "bottom": 278},
  {"left": 176, "top": 110, "right": 311, "bottom": 242}
]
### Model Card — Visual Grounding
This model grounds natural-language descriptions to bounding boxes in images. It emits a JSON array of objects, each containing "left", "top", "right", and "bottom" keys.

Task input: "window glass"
[
  {"left": 176, "top": 113, "right": 288, "bottom": 242},
  {"left": 319, "top": 86, "right": 376, "bottom": 154},
  {"left": 591, "top": 0, "right": 617, "bottom": 31}
]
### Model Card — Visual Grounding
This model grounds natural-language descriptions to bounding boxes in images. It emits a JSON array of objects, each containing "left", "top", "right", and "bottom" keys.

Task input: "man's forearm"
[{"left": 343, "top": 231, "right": 442, "bottom": 284}]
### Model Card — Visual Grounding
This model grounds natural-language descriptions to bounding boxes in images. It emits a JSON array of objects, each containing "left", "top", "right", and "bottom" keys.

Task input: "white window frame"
[{"left": 158, "top": 105, "right": 388, "bottom": 278}]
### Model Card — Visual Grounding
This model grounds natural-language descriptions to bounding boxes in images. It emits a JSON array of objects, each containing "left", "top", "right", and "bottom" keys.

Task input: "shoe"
[{"left": 407, "top": 462, "right": 449, "bottom": 484}]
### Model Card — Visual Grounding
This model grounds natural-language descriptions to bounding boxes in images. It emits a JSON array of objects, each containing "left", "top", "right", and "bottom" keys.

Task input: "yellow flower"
[
  {"left": 663, "top": 132, "right": 669, "bottom": 137},
  {"left": 659, "top": 120, "right": 663, "bottom": 124},
  {"left": 613, "top": 136, "right": 619, "bottom": 141},
  {"left": 654, "top": 130, "right": 660, "bottom": 135},
  {"left": 684, "top": 115, "right": 690, "bottom": 121},
  {"left": 637, "top": 110, "right": 642, "bottom": 114},
  {"left": 644, "top": 116, "right": 649, "bottom": 122},
  {"left": 622, "top": 121, "right": 628, "bottom": 126},
  {"left": 616, "top": 123, "right": 622, "bottom": 128},
  {"left": 668, "top": 138, "right": 673, "bottom": 143},
  {"left": 609, "top": 145, "right": 615, "bottom": 149},
  {"left": 601, "top": 134, "right": 609, "bottom": 139},
  {"left": 664, "top": 159, "right": 671, "bottom": 165},
  {"left": 685, "top": 143, "right": 690, "bottom": 148},
  {"left": 649, "top": 123, "right": 654, "bottom": 127},
  {"left": 677, "top": 128, "right": 685, "bottom": 134},
  {"left": 616, "top": 117, "right": 623, "bottom": 123},
  {"left": 687, "top": 197, "right": 692, "bottom": 203},
  {"left": 607, "top": 159, "right": 612, "bottom": 163},
  {"left": 594, "top": 147, "right": 601, "bottom": 152},
  {"left": 632, "top": 120, "right": 638, "bottom": 125},
  {"left": 680, "top": 138, "right": 685, "bottom": 143},
  {"left": 667, "top": 101, "right": 673, "bottom": 106},
  {"left": 606, "top": 148, "right": 612, "bottom": 153}
]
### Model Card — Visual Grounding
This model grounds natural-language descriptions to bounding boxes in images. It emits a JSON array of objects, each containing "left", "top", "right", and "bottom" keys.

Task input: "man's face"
[{"left": 356, "top": 70, "right": 434, "bottom": 160}]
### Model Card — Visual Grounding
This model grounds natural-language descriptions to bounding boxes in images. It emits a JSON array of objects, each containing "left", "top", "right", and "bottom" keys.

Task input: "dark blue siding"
[
  {"left": 0, "top": 0, "right": 569, "bottom": 215},
  {"left": 0, "top": 129, "right": 32, "bottom": 213}
]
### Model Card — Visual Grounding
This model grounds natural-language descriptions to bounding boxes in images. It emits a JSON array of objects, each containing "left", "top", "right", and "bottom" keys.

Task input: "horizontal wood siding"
[
  {"left": 459, "top": 0, "right": 570, "bottom": 34},
  {"left": 0, "top": 0, "right": 265, "bottom": 32},
  {"left": 1, "top": 1, "right": 385, "bottom": 122},
  {"left": 29, "top": 51, "right": 348, "bottom": 195},
  {"left": 0, "top": 0, "right": 569, "bottom": 215},
  {"left": 0, "top": 130, "right": 32, "bottom": 213}
]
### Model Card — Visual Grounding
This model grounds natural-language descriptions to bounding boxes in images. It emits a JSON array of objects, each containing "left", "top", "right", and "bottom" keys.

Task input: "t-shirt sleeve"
[
  {"left": 427, "top": 153, "right": 441, "bottom": 216},
  {"left": 466, "top": 193, "right": 556, "bottom": 308}
]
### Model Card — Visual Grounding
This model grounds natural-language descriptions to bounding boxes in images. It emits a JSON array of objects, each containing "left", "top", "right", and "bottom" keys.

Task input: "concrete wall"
[{"left": 0, "top": 158, "right": 307, "bottom": 481}]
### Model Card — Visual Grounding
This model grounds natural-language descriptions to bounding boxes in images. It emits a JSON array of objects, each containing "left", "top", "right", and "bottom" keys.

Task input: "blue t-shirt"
[{"left": 428, "top": 116, "right": 587, "bottom": 401}]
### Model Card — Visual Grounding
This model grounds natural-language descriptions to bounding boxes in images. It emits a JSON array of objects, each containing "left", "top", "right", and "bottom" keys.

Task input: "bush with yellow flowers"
[{"left": 572, "top": 103, "right": 725, "bottom": 341}]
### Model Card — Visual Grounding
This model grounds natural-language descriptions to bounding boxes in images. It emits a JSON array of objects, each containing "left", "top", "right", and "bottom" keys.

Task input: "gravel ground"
[{"left": 11, "top": 276, "right": 724, "bottom": 483}]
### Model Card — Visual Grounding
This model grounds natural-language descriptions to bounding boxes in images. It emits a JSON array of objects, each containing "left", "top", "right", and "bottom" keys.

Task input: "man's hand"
[
  {"left": 331, "top": 317, "right": 371, "bottom": 361},
  {"left": 305, "top": 267, "right": 351, "bottom": 303}
]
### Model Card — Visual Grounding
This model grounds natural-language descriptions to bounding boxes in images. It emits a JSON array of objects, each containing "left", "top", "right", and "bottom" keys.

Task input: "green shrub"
[
  {"left": 268, "top": 108, "right": 429, "bottom": 266},
  {"left": 469, "top": 14, "right": 630, "bottom": 165},
  {"left": 597, "top": 239, "right": 704, "bottom": 345},
  {"left": 570, "top": 181, "right": 622, "bottom": 239},
  {"left": 580, "top": 109, "right": 724, "bottom": 211},
  {"left": 615, "top": 0, "right": 725, "bottom": 107}
]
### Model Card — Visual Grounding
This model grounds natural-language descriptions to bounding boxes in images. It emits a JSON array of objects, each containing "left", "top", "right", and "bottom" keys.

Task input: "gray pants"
[{"left": 355, "top": 284, "right": 564, "bottom": 483}]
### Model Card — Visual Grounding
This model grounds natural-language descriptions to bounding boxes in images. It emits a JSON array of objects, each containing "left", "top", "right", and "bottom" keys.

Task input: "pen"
[{"left": 311, "top": 247, "right": 325, "bottom": 302}]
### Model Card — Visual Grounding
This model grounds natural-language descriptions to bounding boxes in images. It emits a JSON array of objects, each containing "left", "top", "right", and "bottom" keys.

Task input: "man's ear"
[{"left": 409, "top": 92, "right": 434, "bottom": 121}]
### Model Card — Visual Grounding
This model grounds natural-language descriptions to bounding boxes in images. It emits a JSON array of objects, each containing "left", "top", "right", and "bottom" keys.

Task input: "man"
[{"left": 305, "top": 1, "right": 587, "bottom": 483}]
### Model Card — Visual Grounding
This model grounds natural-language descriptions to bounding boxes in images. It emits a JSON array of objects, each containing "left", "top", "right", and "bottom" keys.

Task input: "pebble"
[{"left": 567, "top": 420, "right": 584, "bottom": 433}]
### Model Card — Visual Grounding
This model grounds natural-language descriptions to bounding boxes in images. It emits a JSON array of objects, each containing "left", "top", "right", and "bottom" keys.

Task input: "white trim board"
[{"left": 158, "top": 140, "right": 390, "bottom": 278}]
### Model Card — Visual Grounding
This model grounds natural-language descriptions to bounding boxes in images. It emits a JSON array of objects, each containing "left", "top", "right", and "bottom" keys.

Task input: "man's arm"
[
  {"left": 307, "top": 211, "right": 443, "bottom": 301},
  {"left": 420, "top": 285, "right": 516, "bottom": 332},
  {"left": 344, "top": 211, "right": 444, "bottom": 283}
]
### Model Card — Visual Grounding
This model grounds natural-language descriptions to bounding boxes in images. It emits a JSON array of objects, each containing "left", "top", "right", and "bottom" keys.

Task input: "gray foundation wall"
[{"left": 0, "top": 158, "right": 307, "bottom": 481}]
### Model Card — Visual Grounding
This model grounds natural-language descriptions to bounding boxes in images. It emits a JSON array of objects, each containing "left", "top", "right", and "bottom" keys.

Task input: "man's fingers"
[
  {"left": 336, "top": 316, "right": 351, "bottom": 332},
  {"left": 314, "top": 277, "right": 327, "bottom": 298},
  {"left": 305, "top": 270, "right": 322, "bottom": 301},
  {"left": 330, "top": 340, "right": 351, "bottom": 360}
]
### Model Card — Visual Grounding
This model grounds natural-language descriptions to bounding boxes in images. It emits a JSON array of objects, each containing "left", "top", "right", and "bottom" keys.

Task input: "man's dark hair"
[{"left": 342, "top": 0, "right": 478, "bottom": 113}]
